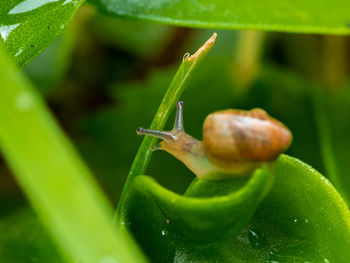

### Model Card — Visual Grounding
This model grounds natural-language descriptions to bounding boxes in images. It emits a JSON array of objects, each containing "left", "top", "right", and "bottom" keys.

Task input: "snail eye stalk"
[
  {"left": 173, "top": 101, "right": 184, "bottom": 131},
  {"left": 136, "top": 101, "right": 186, "bottom": 140},
  {"left": 136, "top": 127, "right": 175, "bottom": 141},
  {"left": 136, "top": 101, "right": 186, "bottom": 152}
]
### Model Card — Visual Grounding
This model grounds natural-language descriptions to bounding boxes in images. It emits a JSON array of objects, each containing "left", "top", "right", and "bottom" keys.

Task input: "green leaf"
[
  {"left": 0, "top": 47, "right": 147, "bottom": 262},
  {"left": 0, "top": 208, "right": 64, "bottom": 263},
  {"left": 91, "top": 0, "right": 350, "bottom": 34},
  {"left": 122, "top": 155, "right": 350, "bottom": 262},
  {"left": 0, "top": 0, "right": 84, "bottom": 67},
  {"left": 126, "top": 165, "right": 272, "bottom": 244}
]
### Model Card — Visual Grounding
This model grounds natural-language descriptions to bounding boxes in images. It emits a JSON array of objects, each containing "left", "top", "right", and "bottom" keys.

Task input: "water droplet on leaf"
[
  {"left": 0, "top": 24, "right": 20, "bottom": 42},
  {"left": 15, "top": 48, "right": 23, "bottom": 57},
  {"left": 247, "top": 228, "right": 266, "bottom": 248},
  {"left": 8, "top": 0, "right": 60, "bottom": 15}
]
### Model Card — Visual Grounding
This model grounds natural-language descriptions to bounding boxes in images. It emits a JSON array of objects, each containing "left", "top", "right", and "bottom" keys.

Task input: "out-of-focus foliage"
[
  {"left": 88, "top": 15, "right": 173, "bottom": 59},
  {"left": 0, "top": 208, "right": 63, "bottom": 263},
  {"left": 313, "top": 86, "right": 350, "bottom": 204},
  {"left": 23, "top": 29, "right": 76, "bottom": 96}
]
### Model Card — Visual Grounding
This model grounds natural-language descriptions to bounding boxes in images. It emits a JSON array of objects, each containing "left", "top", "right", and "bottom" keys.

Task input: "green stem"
[
  {"left": 0, "top": 48, "right": 146, "bottom": 262},
  {"left": 115, "top": 33, "right": 217, "bottom": 223}
]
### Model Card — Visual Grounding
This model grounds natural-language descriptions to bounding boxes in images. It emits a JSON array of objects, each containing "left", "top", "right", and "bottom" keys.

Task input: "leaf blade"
[
  {"left": 92, "top": 0, "right": 350, "bottom": 34},
  {"left": 0, "top": 47, "right": 147, "bottom": 263}
]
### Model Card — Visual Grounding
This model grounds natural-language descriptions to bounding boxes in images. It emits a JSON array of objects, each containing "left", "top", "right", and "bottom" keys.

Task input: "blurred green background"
[{"left": 1, "top": 4, "right": 350, "bottom": 219}]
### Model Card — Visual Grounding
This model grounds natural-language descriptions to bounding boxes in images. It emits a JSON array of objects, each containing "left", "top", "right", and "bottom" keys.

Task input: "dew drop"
[
  {"left": 0, "top": 24, "right": 20, "bottom": 42},
  {"left": 8, "top": 0, "right": 60, "bottom": 14},
  {"left": 161, "top": 230, "right": 167, "bottom": 236},
  {"left": 324, "top": 258, "right": 330, "bottom": 263},
  {"left": 15, "top": 48, "right": 23, "bottom": 57},
  {"left": 182, "top": 52, "right": 190, "bottom": 62}
]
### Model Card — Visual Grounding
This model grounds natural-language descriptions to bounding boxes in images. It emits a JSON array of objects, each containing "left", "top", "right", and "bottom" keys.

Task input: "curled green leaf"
[
  {"left": 127, "top": 165, "right": 273, "bottom": 244},
  {"left": 121, "top": 155, "right": 350, "bottom": 262}
]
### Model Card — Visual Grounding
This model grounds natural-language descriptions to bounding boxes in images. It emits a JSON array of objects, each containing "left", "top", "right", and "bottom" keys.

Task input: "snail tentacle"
[
  {"left": 136, "top": 127, "right": 176, "bottom": 141},
  {"left": 174, "top": 101, "right": 184, "bottom": 131}
]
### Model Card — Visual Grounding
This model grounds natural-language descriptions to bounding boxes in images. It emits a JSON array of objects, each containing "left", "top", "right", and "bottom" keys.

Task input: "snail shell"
[{"left": 203, "top": 108, "right": 292, "bottom": 171}]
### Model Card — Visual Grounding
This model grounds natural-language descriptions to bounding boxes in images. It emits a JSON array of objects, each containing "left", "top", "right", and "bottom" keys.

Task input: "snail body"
[{"left": 137, "top": 101, "right": 292, "bottom": 180}]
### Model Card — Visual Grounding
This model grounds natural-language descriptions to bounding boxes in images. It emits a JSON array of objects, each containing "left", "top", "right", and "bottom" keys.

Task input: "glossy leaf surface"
[
  {"left": 126, "top": 166, "right": 272, "bottom": 245},
  {"left": 0, "top": 0, "right": 83, "bottom": 67},
  {"left": 121, "top": 155, "right": 350, "bottom": 262},
  {"left": 91, "top": 0, "right": 350, "bottom": 34}
]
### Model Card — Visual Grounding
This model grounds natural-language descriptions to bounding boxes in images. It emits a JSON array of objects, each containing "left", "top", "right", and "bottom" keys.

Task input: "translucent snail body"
[{"left": 137, "top": 101, "right": 292, "bottom": 180}]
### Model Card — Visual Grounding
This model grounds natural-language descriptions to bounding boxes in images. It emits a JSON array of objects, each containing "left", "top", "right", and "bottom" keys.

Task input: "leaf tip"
[{"left": 187, "top": 33, "right": 217, "bottom": 61}]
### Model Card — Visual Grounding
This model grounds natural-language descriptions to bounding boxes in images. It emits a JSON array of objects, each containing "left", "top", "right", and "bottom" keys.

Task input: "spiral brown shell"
[{"left": 203, "top": 108, "right": 292, "bottom": 170}]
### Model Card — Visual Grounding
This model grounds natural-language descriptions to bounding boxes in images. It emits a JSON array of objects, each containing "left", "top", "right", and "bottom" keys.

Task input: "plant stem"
[{"left": 115, "top": 33, "right": 217, "bottom": 224}]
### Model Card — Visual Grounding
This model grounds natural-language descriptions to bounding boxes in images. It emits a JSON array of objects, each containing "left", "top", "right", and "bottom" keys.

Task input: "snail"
[{"left": 137, "top": 101, "right": 292, "bottom": 180}]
